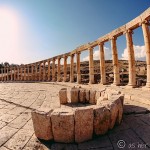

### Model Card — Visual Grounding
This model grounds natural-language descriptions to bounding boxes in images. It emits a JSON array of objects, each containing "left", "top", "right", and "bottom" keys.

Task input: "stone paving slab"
[{"left": 0, "top": 82, "right": 149, "bottom": 150}]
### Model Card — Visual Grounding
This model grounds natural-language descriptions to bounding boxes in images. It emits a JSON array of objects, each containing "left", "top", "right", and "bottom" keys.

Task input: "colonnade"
[{"left": 0, "top": 8, "right": 150, "bottom": 89}]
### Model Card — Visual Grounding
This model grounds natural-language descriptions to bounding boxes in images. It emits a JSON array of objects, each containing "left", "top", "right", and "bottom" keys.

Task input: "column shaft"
[
  {"left": 43, "top": 61, "right": 46, "bottom": 81},
  {"left": 99, "top": 43, "right": 106, "bottom": 84},
  {"left": 27, "top": 66, "right": 30, "bottom": 81},
  {"left": 39, "top": 63, "right": 42, "bottom": 81},
  {"left": 48, "top": 60, "right": 51, "bottom": 81},
  {"left": 11, "top": 67, "right": 13, "bottom": 81},
  {"left": 7, "top": 67, "right": 9, "bottom": 81},
  {"left": 32, "top": 65, "right": 34, "bottom": 81},
  {"left": 70, "top": 54, "right": 74, "bottom": 82},
  {"left": 57, "top": 58, "right": 61, "bottom": 82},
  {"left": 20, "top": 67, "right": 23, "bottom": 81},
  {"left": 111, "top": 37, "right": 120, "bottom": 85},
  {"left": 142, "top": 22, "right": 150, "bottom": 88},
  {"left": 17, "top": 67, "right": 20, "bottom": 81},
  {"left": 76, "top": 52, "right": 81, "bottom": 83},
  {"left": 126, "top": 31, "right": 136, "bottom": 87},
  {"left": 63, "top": 56, "right": 67, "bottom": 82},
  {"left": 52, "top": 59, "right": 55, "bottom": 81},
  {"left": 24, "top": 66, "right": 26, "bottom": 81},
  {"left": 89, "top": 48, "right": 94, "bottom": 84}
]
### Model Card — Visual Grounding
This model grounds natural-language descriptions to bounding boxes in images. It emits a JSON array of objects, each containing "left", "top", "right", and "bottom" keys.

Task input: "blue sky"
[{"left": 0, "top": 0, "right": 149, "bottom": 64}]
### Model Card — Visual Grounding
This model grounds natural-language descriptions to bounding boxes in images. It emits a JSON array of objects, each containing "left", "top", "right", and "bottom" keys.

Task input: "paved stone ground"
[{"left": 0, "top": 82, "right": 150, "bottom": 150}]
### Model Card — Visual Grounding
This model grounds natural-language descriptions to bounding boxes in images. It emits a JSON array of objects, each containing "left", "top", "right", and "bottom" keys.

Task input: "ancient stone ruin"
[
  {"left": 0, "top": 8, "right": 150, "bottom": 90},
  {"left": 32, "top": 87, "right": 124, "bottom": 143}
]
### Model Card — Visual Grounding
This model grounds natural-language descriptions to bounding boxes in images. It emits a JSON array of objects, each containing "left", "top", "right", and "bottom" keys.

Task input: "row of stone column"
[{"left": 0, "top": 21, "right": 149, "bottom": 88}]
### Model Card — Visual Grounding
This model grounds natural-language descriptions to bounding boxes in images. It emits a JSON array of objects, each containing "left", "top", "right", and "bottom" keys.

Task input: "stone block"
[
  {"left": 59, "top": 88, "right": 68, "bottom": 104},
  {"left": 70, "top": 88, "right": 79, "bottom": 103},
  {"left": 89, "top": 90, "right": 96, "bottom": 104},
  {"left": 109, "top": 102, "right": 119, "bottom": 129},
  {"left": 74, "top": 107, "right": 93, "bottom": 143},
  {"left": 31, "top": 109, "right": 53, "bottom": 140},
  {"left": 85, "top": 89, "right": 90, "bottom": 103},
  {"left": 79, "top": 88, "right": 86, "bottom": 103},
  {"left": 51, "top": 108, "right": 74, "bottom": 143},
  {"left": 93, "top": 106, "right": 110, "bottom": 135}
]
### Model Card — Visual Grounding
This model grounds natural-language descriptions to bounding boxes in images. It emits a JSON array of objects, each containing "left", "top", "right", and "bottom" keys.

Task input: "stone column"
[
  {"left": 125, "top": 30, "right": 136, "bottom": 87},
  {"left": 14, "top": 67, "right": 16, "bottom": 81},
  {"left": 52, "top": 58, "right": 56, "bottom": 82},
  {"left": 7, "top": 67, "right": 9, "bottom": 81},
  {"left": 24, "top": 66, "right": 26, "bottom": 81},
  {"left": 35, "top": 63, "right": 38, "bottom": 81},
  {"left": 63, "top": 55, "right": 68, "bottom": 82},
  {"left": 99, "top": 43, "right": 106, "bottom": 84},
  {"left": 70, "top": 54, "right": 74, "bottom": 82},
  {"left": 1, "top": 68, "right": 3, "bottom": 81},
  {"left": 31, "top": 64, "right": 34, "bottom": 81},
  {"left": 39, "top": 63, "right": 42, "bottom": 81},
  {"left": 27, "top": 65, "right": 30, "bottom": 81},
  {"left": 4, "top": 67, "right": 6, "bottom": 81},
  {"left": 142, "top": 21, "right": 150, "bottom": 89},
  {"left": 10, "top": 67, "right": 13, "bottom": 81},
  {"left": 43, "top": 61, "right": 46, "bottom": 81},
  {"left": 76, "top": 52, "right": 81, "bottom": 83},
  {"left": 17, "top": 66, "right": 20, "bottom": 81},
  {"left": 20, "top": 66, "right": 23, "bottom": 81},
  {"left": 47, "top": 60, "right": 51, "bottom": 81},
  {"left": 110, "top": 37, "right": 120, "bottom": 85},
  {"left": 57, "top": 57, "right": 61, "bottom": 82},
  {"left": 89, "top": 47, "right": 94, "bottom": 84}
]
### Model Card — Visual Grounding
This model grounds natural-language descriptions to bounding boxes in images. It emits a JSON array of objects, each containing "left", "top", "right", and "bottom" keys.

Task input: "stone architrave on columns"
[
  {"left": 76, "top": 52, "right": 81, "bottom": 84},
  {"left": 57, "top": 57, "right": 61, "bottom": 82},
  {"left": 125, "top": 30, "right": 136, "bottom": 87},
  {"left": 47, "top": 60, "right": 51, "bottom": 81},
  {"left": 70, "top": 54, "right": 74, "bottom": 82},
  {"left": 110, "top": 36, "right": 120, "bottom": 85},
  {"left": 142, "top": 20, "right": 150, "bottom": 89},
  {"left": 89, "top": 47, "right": 94, "bottom": 84},
  {"left": 52, "top": 58, "right": 56, "bottom": 82},
  {"left": 63, "top": 56, "right": 68, "bottom": 82},
  {"left": 99, "top": 43, "right": 106, "bottom": 85}
]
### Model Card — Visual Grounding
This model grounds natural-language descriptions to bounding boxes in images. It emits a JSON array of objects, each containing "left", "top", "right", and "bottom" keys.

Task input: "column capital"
[
  {"left": 57, "top": 57, "right": 61, "bottom": 60},
  {"left": 109, "top": 36, "right": 117, "bottom": 41},
  {"left": 88, "top": 47, "right": 93, "bottom": 51},
  {"left": 123, "top": 29, "right": 133, "bottom": 35},
  {"left": 76, "top": 51, "right": 81, "bottom": 55},
  {"left": 98, "top": 42, "right": 104, "bottom": 46},
  {"left": 139, "top": 20, "right": 149, "bottom": 26},
  {"left": 63, "top": 55, "right": 68, "bottom": 59}
]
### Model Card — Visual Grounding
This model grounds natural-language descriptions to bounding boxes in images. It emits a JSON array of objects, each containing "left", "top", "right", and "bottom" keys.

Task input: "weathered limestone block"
[
  {"left": 59, "top": 88, "right": 68, "bottom": 104},
  {"left": 109, "top": 101, "right": 119, "bottom": 129},
  {"left": 70, "top": 87, "right": 79, "bottom": 103},
  {"left": 85, "top": 89, "right": 90, "bottom": 103},
  {"left": 74, "top": 107, "right": 93, "bottom": 143},
  {"left": 113, "top": 96, "right": 124, "bottom": 125},
  {"left": 31, "top": 109, "right": 53, "bottom": 140},
  {"left": 79, "top": 88, "right": 86, "bottom": 103},
  {"left": 89, "top": 90, "right": 96, "bottom": 104},
  {"left": 51, "top": 108, "right": 74, "bottom": 143},
  {"left": 93, "top": 106, "right": 110, "bottom": 135}
]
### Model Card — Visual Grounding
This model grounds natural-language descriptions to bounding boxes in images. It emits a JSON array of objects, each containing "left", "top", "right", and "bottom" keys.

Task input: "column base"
[
  {"left": 111, "top": 83, "right": 120, "bottom": 86},
  {"left": 126, "top": 84, "right": 136, "bottom": 89},
  {"left": 142, "top": 84, "right": 150, "bottom": 91}
]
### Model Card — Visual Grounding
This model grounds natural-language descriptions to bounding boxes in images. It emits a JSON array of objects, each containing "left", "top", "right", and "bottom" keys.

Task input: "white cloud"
[
  {"left": 121, "top": 45, "right": 146, "bottom": 60},
  {"left": 83, "top": 47, "right": 112, "bottom": 61}
]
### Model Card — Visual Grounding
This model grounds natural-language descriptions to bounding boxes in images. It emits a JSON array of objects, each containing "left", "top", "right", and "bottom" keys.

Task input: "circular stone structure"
[{"left": 31, "top": 87, "right": 124, "bottom": 143}]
